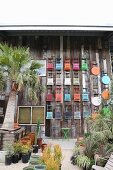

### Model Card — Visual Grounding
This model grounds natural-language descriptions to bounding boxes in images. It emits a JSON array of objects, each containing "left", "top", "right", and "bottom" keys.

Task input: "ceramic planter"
[
  {"left": 41, "top": 143, "right": 47, "bottom": 152},
  {"left": 23, "top": 165, "right": 34, "bottom": 170},
  {"left": 34, "top": 164, "right": 46, "bottom": 170}
]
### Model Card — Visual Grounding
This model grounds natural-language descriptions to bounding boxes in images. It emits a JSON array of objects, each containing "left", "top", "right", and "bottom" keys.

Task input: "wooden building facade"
[{"left": 0, "top": 29, "right": 113, "bottom": 138}]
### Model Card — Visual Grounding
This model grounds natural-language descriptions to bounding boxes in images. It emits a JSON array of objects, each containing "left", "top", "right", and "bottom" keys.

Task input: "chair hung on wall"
[
  {"left": 55, "top": 86, "right": 62, "bottom": 102},
  {"left": 82, "top": 88, "right": 89, "bottom": 102},
  {"left": 64, "top": 59, "right": 71, "bottom": 71},
  {"left": 56, "top": 71, "right": 62, "bottom": 85},
  {"left": 73, "top": 72, "right": 80, "bottom": 85},
  {"left": 46, "top": 86, "right": 53, "bottom": 101},
  {"left": 47, "top": 58, "right": 54, "bottom": 70},
  {"left": 74, "top": 86, "right": 80, "bottom": 101},
  {"left": 46, "top": 105, "right": 53, "bottom": 119},
  {"left": 64, "top": 87, "right": 71, "bottom": 101},
  {"left": 64, "top": 71, "right": 71, "bottom": 85},
  {"left": 56, "top": 57, "right": 62, "bottom": 70},
  {"left": 81, "top": 59, "right": 88, "bottom": 71},
  {"left": 64, "top": 104, "right": 72, "bottom": 119},
  {"left": 83, "top": 104, "right": 90, "bottom": 118},
  {"left": 73, "top": 58, "right": 80, "bottom": 71},
  {"left": 55, "top": 104, "right": 62, "bottom": 119},
  {"left": 51, "top": 119, "right": 60, "bottom": 139},
  {"left": 74, "top": 103, "right": 81, "bottom": 119},
  {"left": 47, "top": 71, "right": 54, "bottom": 85}
]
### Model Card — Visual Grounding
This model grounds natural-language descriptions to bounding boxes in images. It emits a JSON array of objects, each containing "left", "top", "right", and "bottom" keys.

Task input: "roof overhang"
[{"left": 1, "top": 25, "right": 113, "bottom": 31}]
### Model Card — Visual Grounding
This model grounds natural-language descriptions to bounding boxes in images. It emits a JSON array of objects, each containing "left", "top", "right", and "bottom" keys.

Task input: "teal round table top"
[{"left": 102, "top": 75, "right": 110, "bottom": 84}]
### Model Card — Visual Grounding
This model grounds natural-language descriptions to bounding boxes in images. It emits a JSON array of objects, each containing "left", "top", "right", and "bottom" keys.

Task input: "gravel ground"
[{"left": 0, "top": 139, "right": 81, "bottom": 170}]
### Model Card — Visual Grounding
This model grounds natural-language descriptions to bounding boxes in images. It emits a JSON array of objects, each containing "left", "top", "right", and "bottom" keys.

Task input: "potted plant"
[
  {"left": 12, "top": 142, "right": 22, "bottom": 163},
  {"left": 76, "top": 155, "right": 91, "bottom": 170},
  {"left": 40, "top": 147, "right": 59, "bottom": 170},
  {"left": 33, "top": 118, "right": 40, "bottom": 153},
  {"left": 29, "top": 154, "right": 40, "bottom": 166},
  {"left": 39, "top": 144, "right": 62, "bottom": 170},
  {"left": 21, "top": 144, "right": 30, "bottom": 163},
  {"left": 54, "top": 144, "right": 62, "bottom": 168},
  {"left": 5, "top": 143, "right": 13, "bottom": 165},
  {"left": 70, "top": 145, "right": 80, "bottom": 165},
  {"left": 41, "top": 143, "right": 47, "bottom": 152},
  {"left": 37, "top": 123, "right": 43, "bottom": 149},
  {"left": 34, "top": 164, "right": 46, "bottom": 170},
  {"left": 23, "top": 165, "right": 34, "bottom": 170},
  {"left": 5, "top": 153, "right": 12, "bottom": 166}
]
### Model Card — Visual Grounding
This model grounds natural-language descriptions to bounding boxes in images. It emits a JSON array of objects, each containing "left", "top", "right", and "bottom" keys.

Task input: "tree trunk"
[{"left": 2, "top": 91, "right": 17, "bottom": 129}]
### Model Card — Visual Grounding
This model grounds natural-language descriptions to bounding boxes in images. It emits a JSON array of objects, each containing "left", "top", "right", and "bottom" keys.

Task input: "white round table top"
[{"left": 91, "top": 96, "right": 101, "bottom": 106}]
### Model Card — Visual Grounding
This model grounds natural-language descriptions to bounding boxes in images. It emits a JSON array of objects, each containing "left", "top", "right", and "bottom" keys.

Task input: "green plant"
[
  {"left": 4, "top": 142, "right": 14, "bottom": 155},
  {"left": 21, "top": 145, "right": 30, "bottom": 154},
  {"left": 76, "top": 155, "right": 90, "bottom": 169},
  {"left": 39, "top": 144, "right": 62, "bottom": 170},
  {"left": 34, "top": 118, "right": 40, "bottom": 146},
  {"left": 84, "top": 135, "right": 98, "bottom": 159},
  {"left": 85, "top": 113, "right": 113, "bottom": 156},
  {"left": 54, "top": 144, "right": 62, "bottom": 165},
  {"left": 0, "top": 43, "right": 43, "bottom": 103},
  {"left": 13, "top": 142, "right": 22, "bottom": 154}
]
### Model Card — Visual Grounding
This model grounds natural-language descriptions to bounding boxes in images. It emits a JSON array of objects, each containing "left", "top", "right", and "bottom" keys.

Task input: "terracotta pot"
[
  {"left": 27, "top": 133, "right": 35, "bottom": 145},
  {"left": 37, "top": 138, "right": 42, "bottom": 149},
  {"left": 41, "top": 143, "right": 47, "bottom": 152}
]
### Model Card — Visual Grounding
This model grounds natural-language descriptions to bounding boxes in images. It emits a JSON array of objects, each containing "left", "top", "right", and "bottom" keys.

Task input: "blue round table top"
[{"left": 102, "top": 75, "right": 110, "bottom": 84}]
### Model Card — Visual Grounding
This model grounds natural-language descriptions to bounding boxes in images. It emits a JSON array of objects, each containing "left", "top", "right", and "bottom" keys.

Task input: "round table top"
[
  {"left": 102, "top": 90, "right": 110, "bottom": 100},
  {"left": 91, "top": 96, "right": 101, "bottom": 106},
  {"left": 91, "top": 66, "right": 100, "bottom": 75},
  {"left": 102, "top": 75, "right": 110, "bottom": 85}
]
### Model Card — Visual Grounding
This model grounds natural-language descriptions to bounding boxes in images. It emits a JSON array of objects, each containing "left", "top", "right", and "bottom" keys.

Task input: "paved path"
[{"left": 0, "top": 139, "right": 81, "bottom": 170}]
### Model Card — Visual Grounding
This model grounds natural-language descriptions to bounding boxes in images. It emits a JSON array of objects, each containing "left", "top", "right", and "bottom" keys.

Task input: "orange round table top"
[
  {"left": 102, "top": 90, "right": 110, "bottom": 100},
  {"left": 91, "top": 66, "right": 100, "bottom": 75}
]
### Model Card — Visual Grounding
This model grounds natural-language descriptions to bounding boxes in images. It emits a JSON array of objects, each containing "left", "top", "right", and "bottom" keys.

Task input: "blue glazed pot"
[{"left": 34, "top": 165, "right": 46, "bottom": 170}]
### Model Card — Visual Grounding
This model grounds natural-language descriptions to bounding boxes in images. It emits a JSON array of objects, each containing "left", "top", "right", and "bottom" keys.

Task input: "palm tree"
[
  {"left": 0, "top": 43, "right": 42, "bottom": 129},
  {"left": 0, "top": 69, "right": 5, "bottom": 92}
]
